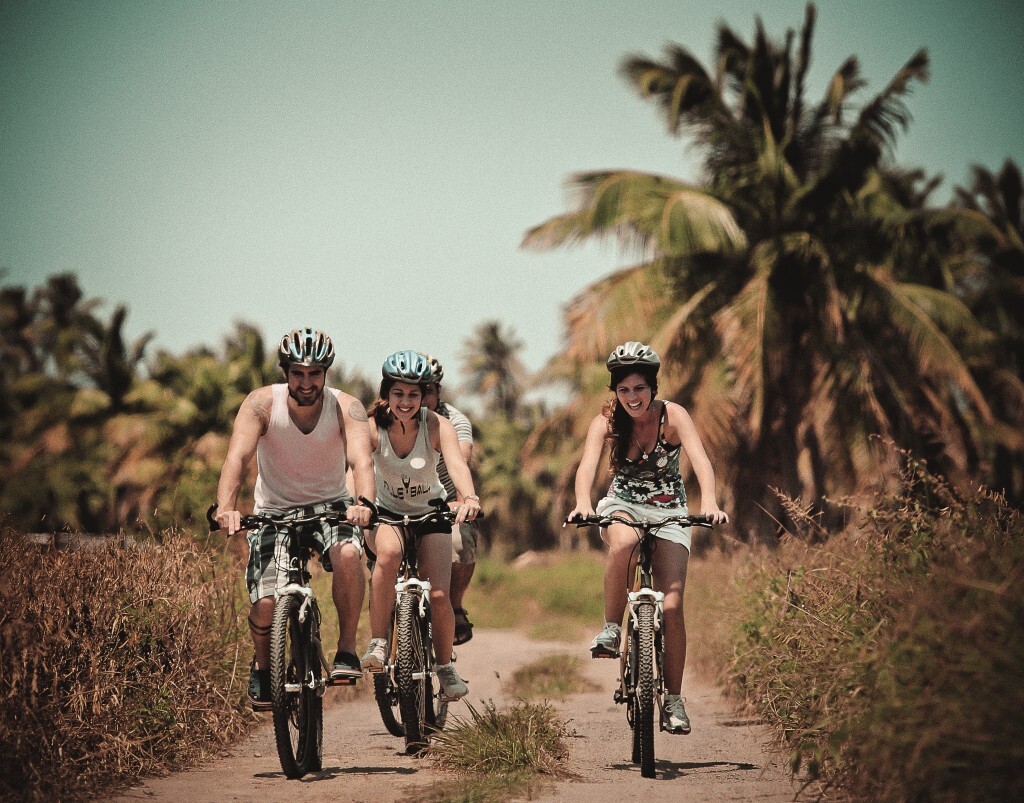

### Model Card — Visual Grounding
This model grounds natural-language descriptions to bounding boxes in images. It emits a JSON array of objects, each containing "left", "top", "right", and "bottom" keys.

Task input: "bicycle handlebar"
[
  {"left": 207, "top": 496, "right": 482, "bottom": 533},
  {"left": 565, "top": 512, "right": 714, "bottom": 530}
]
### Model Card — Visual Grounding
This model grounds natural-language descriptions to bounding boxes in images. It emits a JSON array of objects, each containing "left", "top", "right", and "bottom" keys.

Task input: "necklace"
[{"left": 632, "top": 435, "right": 650, "bottom": 461}]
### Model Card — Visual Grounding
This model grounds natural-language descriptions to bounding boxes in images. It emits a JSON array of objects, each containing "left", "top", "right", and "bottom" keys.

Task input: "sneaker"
[
  {"left": 360, "top": 638, "right": 388, "bottom": 673},
  {"left": 436, "top": 662, "right": 469, "bottom": 701},
  {"left": 663, "top": 694, "right": 691, "bottom": 734},
  {"left": 453, "top": 607, "right": 474, "bottom": 645},
  {"left": 590, "top": 622, "right": 621, "bottom": 658},
  {"left": 248, "top": 660, "right": 272, "bottom": 711},
  {"left": 331, "top": 650, "right": 362, "bottom": 682}
]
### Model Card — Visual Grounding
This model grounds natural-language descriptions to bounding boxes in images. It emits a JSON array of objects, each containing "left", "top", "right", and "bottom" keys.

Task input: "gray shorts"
[
  {"left": 245, "top": 500, "right": 363, "bottom": 603},
  {"left": 451, "top": 520, "right": 479, "bottom": 564}
]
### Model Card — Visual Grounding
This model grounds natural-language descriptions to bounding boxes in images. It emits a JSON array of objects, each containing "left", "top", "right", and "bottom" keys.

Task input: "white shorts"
[{"left": 595, "top": 497, "right": 692, "bottom": 553}]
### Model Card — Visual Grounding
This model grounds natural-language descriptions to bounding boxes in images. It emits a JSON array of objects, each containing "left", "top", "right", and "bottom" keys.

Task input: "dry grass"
[
  {"left": 0, "top": 527, "right": 251, "bottom": 801},
  {"left": 726, "top": 459, "right": 1024, "bottom": 800}
]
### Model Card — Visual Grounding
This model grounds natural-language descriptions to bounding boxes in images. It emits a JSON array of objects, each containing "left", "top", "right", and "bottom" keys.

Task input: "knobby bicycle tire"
[
  {"left": 271, "top": 594, "right": 323, "bottom": 778},
  {"left": 634, "top": 602, "right": 657, "bottom": 778},
  {"left": 396, "top": 593, "right": 429, "bottom": 754},
  {"left": 374, "top": 619, "right": 405, "bottom": 737}
]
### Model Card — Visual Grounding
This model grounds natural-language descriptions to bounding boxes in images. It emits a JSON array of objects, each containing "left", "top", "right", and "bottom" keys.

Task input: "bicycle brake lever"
[{"left": 206, "top": 503, "right": 221, "bottom": 532}]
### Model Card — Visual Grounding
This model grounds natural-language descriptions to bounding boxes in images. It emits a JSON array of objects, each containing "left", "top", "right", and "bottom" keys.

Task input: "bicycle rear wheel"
[
  {"left": 271, "top": 594, "right": 323, "bottom": 778},
  {"left": 420, "top": 605, "right": 448, "bottom": 732},
  {"left": 632, "top": 602, "right": 657, "bottom": 778},
  {"left": 373, "top": 618, "right": 405, "bottom": 737}
]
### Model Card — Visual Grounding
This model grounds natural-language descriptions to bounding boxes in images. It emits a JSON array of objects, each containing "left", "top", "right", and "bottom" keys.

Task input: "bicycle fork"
[
  {"left": 614, "top": 587, "right": 665, "bottom": 713},
  {"left": 392, "top": 577, "right": 439, "bottom": 686},
  {"left": 276, "top": 583, "right": 330, "bottom": 698}
]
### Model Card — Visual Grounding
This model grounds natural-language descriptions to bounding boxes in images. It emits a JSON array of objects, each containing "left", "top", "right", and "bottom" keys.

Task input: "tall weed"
[
  {"left": 728, "top": 458, "right": 1024, "bottom": 800},
  {"left": 0, "top": 528, "right": 250, "bottom": 801}
]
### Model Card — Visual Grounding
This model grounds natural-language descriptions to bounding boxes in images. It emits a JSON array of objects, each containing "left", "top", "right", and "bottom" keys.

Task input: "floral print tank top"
[{"left": 608, "top": 402, "right": 686, "bottom": 508}]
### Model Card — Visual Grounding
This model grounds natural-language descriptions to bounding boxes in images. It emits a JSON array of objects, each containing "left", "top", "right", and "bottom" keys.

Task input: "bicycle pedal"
[
  {"left": 613, "top": 688, "right": 626, "bottom": 704},
  {"left": 591, "top": 647, "right": 620, "bottom": 659},
  {"left": 328, "top": 676, "right": 359, "bottom": 687}
]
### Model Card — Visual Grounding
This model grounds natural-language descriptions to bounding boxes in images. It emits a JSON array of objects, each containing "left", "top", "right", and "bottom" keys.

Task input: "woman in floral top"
[{"left": 567, "top": 341, "right": 728, "bottom": 735}]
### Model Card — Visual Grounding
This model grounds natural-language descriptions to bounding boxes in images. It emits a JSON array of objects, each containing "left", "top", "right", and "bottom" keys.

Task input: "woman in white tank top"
[{"left": 360, "top": 350, "right": 481, "bottom": 701}]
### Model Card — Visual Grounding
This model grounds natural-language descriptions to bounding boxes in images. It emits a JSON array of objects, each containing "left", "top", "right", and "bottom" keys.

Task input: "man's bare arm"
[{"left": 215, "top": 388, "right": 270, "bottom": 533}]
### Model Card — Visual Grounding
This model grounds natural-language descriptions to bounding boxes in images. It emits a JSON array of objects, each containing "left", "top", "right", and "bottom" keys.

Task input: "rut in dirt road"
[{"left": 111, "top": 630, "right": 798, "bottom": 803}]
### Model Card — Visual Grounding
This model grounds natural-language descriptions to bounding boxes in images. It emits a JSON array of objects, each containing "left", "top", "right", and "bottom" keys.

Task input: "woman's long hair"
[{"left": 604, "top": 367, "right": 659, "bottom": 473}]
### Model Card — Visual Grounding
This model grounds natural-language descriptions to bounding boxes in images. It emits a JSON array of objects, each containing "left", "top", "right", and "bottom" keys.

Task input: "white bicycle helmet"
[
  {"left": 606, "top": 341, "right": 661, "bottom": 372},
  {"left": 278, "top": 328, "right": 335, "bottom": 369},
  {"left": 420, "top": 353, "right": 444, "bottom": 383}
]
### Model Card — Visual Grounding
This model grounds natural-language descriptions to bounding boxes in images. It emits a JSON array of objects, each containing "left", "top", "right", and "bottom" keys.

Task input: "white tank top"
[
  {"left": 374, "top": 408, "right": 444, "bottom": 514},
  {"left": 253, "top": 384, "right": 350, "bottom": 511}
]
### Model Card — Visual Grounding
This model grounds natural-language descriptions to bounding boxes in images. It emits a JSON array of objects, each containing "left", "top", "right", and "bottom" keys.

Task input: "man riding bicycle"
[{"left": 215, "top": 327, "right": 376, "bottom": 710}]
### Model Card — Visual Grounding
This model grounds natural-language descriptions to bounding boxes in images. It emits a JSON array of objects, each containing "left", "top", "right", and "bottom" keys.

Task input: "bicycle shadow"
[
  {"left": 609, "top": 758, "right": 758, "bottom": 780},
  {"left": 254, "top": 764, "right": 420, "bottom": 781}
]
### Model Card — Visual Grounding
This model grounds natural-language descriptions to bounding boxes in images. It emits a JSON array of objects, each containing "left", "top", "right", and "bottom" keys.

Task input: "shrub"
[
  {"left": 728, "top": 459, "right": 1024, "bottom": 800},
  {"left": 0, "top": 528, "right": 250, "bottom": 801}
]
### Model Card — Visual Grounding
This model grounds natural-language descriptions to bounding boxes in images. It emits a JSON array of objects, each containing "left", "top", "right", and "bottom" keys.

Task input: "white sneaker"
[
  {"left": 435, "top": 662, "right": 468, "bottom": 701},
  {"left": 663, "top": 694, "right": 691, "bottom": 734},
  {"left": 590, "top": 621, "right": 621, "bottom": 658},
  {"left": 360, "top": 638, "right": 387, "bottom": 673}
]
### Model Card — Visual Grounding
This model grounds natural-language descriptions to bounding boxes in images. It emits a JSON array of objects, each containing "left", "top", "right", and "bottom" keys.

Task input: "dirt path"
[{"left": 111, "top": 630, "right": 797, "bottom": 802}]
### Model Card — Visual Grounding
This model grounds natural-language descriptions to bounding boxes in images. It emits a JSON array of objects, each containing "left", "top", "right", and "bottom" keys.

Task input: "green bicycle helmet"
[
  {"left": 606, "top": 341, "right": 661, "bottom": 372},
  {"left": 278, "top": 327, "right": 335, "bottom": 369},
  {"left": 420, "top": 353, "right": 444, "bottom": 384},
  {"left": 382, "top": 349, "right": 433, "bottom": 383}
]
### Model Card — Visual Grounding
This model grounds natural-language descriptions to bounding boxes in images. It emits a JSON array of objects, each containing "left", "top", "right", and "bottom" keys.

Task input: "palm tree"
[
  {"left": 460, "top": 320, "right": 529, "bottom": 420},
  {"left": 949, "top": 159, "right": 1024, "bottom": 501},
  {"left": 523, "top": 4, "right": 995, "bottom": 538}
]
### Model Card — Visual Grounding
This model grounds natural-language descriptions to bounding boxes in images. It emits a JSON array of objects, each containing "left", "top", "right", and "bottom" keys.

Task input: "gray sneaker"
[
  {"left": 663, "top": 694, "right": 691, "bottom": 734},
  {"left": 360, "top": 638, "right": 387, "bottom": 673},
  {"left": 435, "top": 662, "right": 469, "bottom": 701},
  {"left": 590, "top": 622, "right": 621, "bottom": 658}
]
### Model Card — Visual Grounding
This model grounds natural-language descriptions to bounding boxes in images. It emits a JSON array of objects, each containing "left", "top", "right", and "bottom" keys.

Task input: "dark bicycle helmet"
[
  {"left": 382, "top": 349, "right": 433, "bottom": 383},
  {"left": 420, "top": 353, "right": 444, "bottom": 383},
  {"left": 606, "top": 341, "right": 661, "bottom": 372},
  {"left": 278, "top": 327, "right": 335, "bottom": 369}
]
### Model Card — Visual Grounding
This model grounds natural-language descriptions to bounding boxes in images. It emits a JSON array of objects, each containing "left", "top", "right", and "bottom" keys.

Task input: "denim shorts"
[
  {"left": 595, "top": 496, "right": 692, "bottom": 553},
  {"left": 245, "top": 500, "right": 363, "bottom": 603}
]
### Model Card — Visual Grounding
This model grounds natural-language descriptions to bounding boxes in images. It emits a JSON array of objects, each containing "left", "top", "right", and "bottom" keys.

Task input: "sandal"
[{"left": 453, "top": 607, "right": 474, "bottom": 645}]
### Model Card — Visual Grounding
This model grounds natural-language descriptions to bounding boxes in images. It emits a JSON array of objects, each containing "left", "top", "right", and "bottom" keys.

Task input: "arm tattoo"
[
  {"left": 348, "top": 400, "right": 369, "bottom": 422},
  {"left": 249, "top": 392, "right": 272, "bottom": 428}
]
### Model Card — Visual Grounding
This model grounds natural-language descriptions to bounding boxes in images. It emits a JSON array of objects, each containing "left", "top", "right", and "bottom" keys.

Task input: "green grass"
[
  {"left": 502, "top": 654, "right": 601, "bottom": 701},
  {"left": 463, "top": 553, "right": 604, "bottom": 641}
]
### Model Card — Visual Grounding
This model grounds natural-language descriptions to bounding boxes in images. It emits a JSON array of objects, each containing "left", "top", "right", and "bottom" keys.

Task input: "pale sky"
[{"left": 2, "top": 0, "right": 1021, "bottom": 391}]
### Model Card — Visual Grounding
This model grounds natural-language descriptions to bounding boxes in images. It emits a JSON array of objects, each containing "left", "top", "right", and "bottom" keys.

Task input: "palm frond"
[{"left": 868, "top": 269, "right": 993, "bottom": 422}]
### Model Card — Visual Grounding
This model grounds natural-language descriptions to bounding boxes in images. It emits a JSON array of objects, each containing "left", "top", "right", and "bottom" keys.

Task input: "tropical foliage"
[
  {"left": 0, "top": 274, "right": 367, "bottom": 533},
  {"left": 522, "top": 4, "right": 1021, "bottom": 538}
]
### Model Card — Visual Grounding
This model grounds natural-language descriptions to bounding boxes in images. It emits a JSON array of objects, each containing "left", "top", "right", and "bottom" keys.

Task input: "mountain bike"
[
  {"left": 370, "top": 501, "right": 475, "bottom": 755},
  {"left": 568, "top": 512, "right": 712, "bottom": 778},
  {"left": 208, "top": 502, "right": 356, "bottom": 779}
]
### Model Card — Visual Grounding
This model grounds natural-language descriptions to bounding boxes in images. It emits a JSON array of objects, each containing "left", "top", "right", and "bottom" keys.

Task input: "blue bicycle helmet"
[
  {"left": 278, "top": 327, "right": 335, "bottom": 369},
  {"left": 382, "top": 350, "right": 433, "bottom": 383}
]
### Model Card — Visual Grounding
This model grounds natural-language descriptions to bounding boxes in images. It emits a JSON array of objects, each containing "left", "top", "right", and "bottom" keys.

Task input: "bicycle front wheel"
[
  {"left": 632, "top": 602, "right": 657, "bottom": 778},
  {"left": 373, "top": 618, "right": 405, "bottom": 737},
  {"left": 395, "top": 593, "right": 432, "bottom": 755},
  {"left": 271, "top": 594, "right": 323, "bottom": 778}
]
